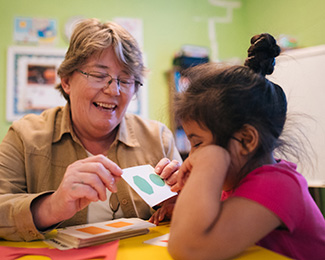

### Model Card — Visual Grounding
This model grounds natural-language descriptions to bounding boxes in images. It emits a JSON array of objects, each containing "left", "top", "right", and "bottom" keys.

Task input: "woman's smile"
[{"left": 93, "top": 101, "right": 117, "bottom": 111}]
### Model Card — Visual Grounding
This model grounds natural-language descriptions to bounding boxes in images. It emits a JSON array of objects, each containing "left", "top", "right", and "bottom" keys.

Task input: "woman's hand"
[
  {"left": 154, "top": 158, "right": 181, "bottom": 190},
  {"left": 149, "top": 158, "right": 181, "bottom": 225},
  {"left": 31, "top": 155, "right": 122, "bottom": 230}
]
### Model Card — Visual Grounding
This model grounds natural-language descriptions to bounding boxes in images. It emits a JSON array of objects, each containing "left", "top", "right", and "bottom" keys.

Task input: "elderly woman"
[{"left": 0, "top": 18, "right": 181, "bottom": 241}]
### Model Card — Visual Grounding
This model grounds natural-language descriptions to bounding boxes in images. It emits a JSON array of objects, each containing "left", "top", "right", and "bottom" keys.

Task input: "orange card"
[
  {"left": 106, "top": 221, "right": 133, "bottom": 228},
  {"left": 77, "top": 226, "right": 110, "bottom": 235}
]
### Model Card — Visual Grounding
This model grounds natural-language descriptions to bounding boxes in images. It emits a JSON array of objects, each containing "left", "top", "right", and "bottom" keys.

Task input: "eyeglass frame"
[{"left": 76, "top": 69, "right": 143, "bottom": 93}]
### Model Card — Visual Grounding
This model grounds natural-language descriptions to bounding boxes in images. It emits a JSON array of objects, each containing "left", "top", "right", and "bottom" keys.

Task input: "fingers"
[
  {"left": 149, "top": 207, "right": 166, "bottom": 225},
  {"left": 83, "top": 154, "right": 123, "bottom": 178},
  {"left": 164, "top": 170, "right": 178, "bottom": 186},
  {"left": 79, "top": 162, "right": 117, "bottom": 193},
  {"left": 170, "top": 182, "right": 182, "bottom": 193},
  {"left": 40, "top": 155, "right": 122, "bottom": 226},
  {"left": 62, "top": 155, "right": 122, "bottom": 202},
  {"left": 170, "top": 158, "right": 192, "bottom": 192},
  {"left": 156, "top": 159, "right": 181, "bottom": 180},
  {"left": 70, "top": 181, "right": 102, "bottom": 202},
  {"left": 149, "top": 197, "right": 177, "bottom": 225},
  {"left": 80, "top": 155, "right": 122, "bottom": 192},
  {"left": 170, "top": 172, "right": 187, "bottom": 192},
  {"left": 154, "top": 158, "right": 171, "bottom": 175}
]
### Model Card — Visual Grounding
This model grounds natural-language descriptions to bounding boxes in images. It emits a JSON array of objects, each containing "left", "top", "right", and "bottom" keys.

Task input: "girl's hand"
[
  {"left": 170, "top": 156, "right": 192, "bottom": 193},
  {"left": 149, "top": 196, "right": 177, "bottom": 225}
]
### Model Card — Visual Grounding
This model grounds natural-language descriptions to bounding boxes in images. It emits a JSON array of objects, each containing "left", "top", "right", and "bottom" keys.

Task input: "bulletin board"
[
  {"left": 6, "top": 46, "right": 67, "bottom": 121},
  {"left": 268, "top": 45, "right": 325, "bottom": 186}
]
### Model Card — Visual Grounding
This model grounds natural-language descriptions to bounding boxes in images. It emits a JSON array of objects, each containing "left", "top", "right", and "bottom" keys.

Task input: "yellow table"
[{"left": 0, "top": 223, "right": 291, "bottom": 260}]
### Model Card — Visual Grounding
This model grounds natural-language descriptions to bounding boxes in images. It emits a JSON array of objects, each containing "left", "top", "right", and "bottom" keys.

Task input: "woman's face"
[{"left": 61, "top": 46, "right": 136, "bottom": 141}]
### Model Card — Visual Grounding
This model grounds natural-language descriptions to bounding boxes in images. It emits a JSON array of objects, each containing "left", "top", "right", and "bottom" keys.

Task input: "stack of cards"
[
  {"left": 47, "top": 165, "right": 175, "bottom": 250},
  {"left": 47, "top": 218, "right": 155, "bottom": 249}
]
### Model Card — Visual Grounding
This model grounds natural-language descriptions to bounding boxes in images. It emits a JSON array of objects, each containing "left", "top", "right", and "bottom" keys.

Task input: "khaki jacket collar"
[
  {"left": 52, "top": 104, "right": 140, "bottom": 148},
  {"left": 52, "top": 103, "right": 71, "bottom": 143},
  {"left": 116, "top": 114, "right": 140, "bottom": 148}
]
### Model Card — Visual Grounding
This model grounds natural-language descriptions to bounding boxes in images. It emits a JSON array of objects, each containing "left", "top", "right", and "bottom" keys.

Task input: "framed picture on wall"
[
  {"left": 6, "top": 46, "right": 67, "bottom": 121},
  {"left": 6, "top": 46, "right": 148, "bottom": 122}
]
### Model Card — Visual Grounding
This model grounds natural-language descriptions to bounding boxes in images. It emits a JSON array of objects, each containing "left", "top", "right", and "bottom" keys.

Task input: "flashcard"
[
  {"left": 144, "top": 233, "right": 169, "bottom": 247},
  {"left": 122, "top": 165, "right": 177, "bottom": 207}
]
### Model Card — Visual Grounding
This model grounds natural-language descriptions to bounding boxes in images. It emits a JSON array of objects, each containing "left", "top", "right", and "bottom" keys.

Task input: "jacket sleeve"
[{"left": 0, "top": 128, "right": 46, "bottom": 241}]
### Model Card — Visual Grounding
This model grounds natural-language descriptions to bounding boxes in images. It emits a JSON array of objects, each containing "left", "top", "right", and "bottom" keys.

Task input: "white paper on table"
[
  {"left": 144, "top": 233, "right": 169, "bottom": 247},
  {"left": 122, "top": 165, "right": 177, "bottom": 207}
]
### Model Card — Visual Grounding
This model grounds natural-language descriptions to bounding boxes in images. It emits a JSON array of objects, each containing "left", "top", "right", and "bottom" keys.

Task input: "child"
[{"left": 167, "top": 33, "right": 325, "bottom": 260}]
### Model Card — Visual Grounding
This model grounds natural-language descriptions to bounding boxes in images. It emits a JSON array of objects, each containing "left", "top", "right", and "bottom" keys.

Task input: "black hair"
[{"left": 175, "top": 33, "right": 287, "bottom": 188}]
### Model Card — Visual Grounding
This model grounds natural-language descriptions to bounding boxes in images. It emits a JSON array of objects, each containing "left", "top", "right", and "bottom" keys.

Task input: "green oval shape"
[
  {"left": 149, "top": 173, "right": 165, "bottom": 187},
  {"left": 133, "top": 175, "right": 154, "bottom": 195}
]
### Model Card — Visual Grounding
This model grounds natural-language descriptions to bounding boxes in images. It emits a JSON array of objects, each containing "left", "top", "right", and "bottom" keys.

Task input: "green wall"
[
  {"left": 0, "top": 0, "right": 246, "bottom": 140},
  {"left": 1, "top": 0, "right": 325, "bottom": 142},
  {"left": 243, "top": 0, "right": 325, "bottom": 48}
]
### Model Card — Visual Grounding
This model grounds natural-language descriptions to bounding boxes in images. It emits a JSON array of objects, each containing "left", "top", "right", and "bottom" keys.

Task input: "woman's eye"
[
  {"left": 88, "top": 71, "right": 108, "bottom": 79},
  {"left": 119, "top": 78, "right": 133, "bottom": 84},
  {"left": 92, "top": 74, "right": 106, "bottom": 79}
]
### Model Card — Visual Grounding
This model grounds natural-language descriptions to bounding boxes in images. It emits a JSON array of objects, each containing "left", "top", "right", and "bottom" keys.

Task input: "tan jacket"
[{"left": 0, "top": 104, "right": 181, "bottom": 241}]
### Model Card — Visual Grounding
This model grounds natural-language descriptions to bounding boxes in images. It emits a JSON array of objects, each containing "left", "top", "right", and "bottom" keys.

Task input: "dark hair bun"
[{"left": 244, "top": 33, "right": 281, "bottom": 76}]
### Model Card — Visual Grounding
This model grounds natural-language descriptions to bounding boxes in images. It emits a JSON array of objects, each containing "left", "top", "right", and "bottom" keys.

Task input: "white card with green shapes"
[{"left": 121, "top": 165, "right": 177, "bottom": 207}]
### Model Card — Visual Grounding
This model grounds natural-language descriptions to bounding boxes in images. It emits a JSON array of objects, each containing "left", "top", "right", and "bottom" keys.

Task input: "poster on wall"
[
  {"left": 6, "top": 46, "right": 67, "bottom": 122},
  {"left": 14, "top": 17, "right": 57, "bottom": 45}
]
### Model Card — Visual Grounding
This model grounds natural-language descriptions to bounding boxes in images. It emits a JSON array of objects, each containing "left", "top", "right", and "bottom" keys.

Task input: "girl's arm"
[{"left": 168, "top": 145, "right": 281, "bottom": 260}]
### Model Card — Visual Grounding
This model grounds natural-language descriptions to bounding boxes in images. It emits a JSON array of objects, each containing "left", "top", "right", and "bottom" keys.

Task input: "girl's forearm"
[{"left": 169, "top": 146, "right": 230, "bottom": 259}]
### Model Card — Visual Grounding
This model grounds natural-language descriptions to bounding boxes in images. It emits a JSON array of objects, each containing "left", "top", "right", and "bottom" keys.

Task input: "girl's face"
[
  {"left": 182, "top": 120, "right": 214, "bottom": 154},
  {"left": 182, "top": 120, "right": 244, "bottom": 190}
]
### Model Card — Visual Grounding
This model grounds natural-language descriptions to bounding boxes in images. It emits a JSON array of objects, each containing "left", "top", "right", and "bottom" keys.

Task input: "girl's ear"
[
  {"left": 61, "top": 76, "right": 71, "bottom": 95},
  {"left": 235, "top": 124, "right": 259, "bottom": 156}
]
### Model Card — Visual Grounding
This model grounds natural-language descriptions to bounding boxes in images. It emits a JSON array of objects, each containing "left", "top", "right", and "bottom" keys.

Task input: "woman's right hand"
[{"left": 31, "top": 155, "right": 122, "bottom": 230}]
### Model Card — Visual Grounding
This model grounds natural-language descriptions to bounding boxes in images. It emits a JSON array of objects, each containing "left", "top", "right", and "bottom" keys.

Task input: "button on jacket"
[{"left": 0, "top": 104, "right": 181, "bottom": 241}]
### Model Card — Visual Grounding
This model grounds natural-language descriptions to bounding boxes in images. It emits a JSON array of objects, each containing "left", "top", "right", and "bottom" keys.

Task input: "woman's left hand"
[
  {"left": 149, "top": 158, "right": 181, "bottom": 225},
  {"left": 154, "top": 158, "right": 181, "bottom": 188}
]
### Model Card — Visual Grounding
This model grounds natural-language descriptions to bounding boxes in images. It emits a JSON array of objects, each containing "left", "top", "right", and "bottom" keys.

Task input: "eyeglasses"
[
  {"left": 109, "top": 193, "right": 120, "bottom": 220},
  {"left": 77, "top": 69, "right": 142, "bottom": 93}
]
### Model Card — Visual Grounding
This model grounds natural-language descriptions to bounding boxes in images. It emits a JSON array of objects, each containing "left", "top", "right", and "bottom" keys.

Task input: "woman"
[{"left": 0, "top": 18, "right": 181, "bottom": 241}]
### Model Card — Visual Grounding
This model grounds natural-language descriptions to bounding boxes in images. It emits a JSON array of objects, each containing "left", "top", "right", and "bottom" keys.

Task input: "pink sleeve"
[{"left": 232, "top": 167, "right": 304, "bottom": 232}]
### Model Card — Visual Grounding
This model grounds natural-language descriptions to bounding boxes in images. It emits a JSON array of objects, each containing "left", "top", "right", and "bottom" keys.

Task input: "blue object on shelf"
[{"left": 173, "top": 56, "right": 209, "bottom": 69}]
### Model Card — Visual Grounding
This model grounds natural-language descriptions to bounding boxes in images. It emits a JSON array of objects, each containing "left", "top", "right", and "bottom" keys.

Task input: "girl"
[{"left": 168, "top": 33, "right": 325, "bottom": 260}]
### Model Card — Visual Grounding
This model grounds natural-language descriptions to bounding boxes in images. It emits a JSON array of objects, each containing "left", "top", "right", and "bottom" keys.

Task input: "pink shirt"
[{"left": 222, "top": 160, "right": 325, "bottom": 260}]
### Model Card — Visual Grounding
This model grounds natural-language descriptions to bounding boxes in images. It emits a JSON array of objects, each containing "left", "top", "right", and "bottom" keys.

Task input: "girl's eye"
[{"left": 193, "top": 142, "right": 202, "bottom": 148}]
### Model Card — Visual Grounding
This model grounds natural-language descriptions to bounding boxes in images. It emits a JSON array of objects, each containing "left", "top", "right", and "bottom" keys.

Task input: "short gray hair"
[{"left": 56, "top": 18, "right": 146, "bottom": 101}]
